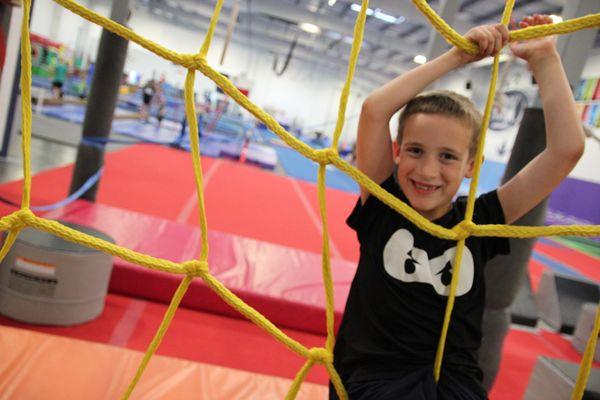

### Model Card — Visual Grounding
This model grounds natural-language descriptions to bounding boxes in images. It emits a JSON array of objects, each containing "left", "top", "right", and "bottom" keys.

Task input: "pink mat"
[{"left": 44, "top": 201, "right": 355, "bottom": 335}]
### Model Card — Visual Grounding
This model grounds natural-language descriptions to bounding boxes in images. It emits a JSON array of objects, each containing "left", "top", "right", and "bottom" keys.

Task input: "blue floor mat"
[
  {"left": 274, "top": 145, "right": 359, "bottom": 193},
  {"left": 41, "top": 104, "right": 86, "bottom": 124}
]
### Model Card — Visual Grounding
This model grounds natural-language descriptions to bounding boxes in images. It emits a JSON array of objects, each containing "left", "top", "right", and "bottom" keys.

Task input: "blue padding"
[
  {"left": 41, "top": 104, "right": 86, "bottom": 124},
  {"left": 531, "top": 252, "right": 584, "bottom": 279},
  {"left": 31, "top": 167, "right": 103, "bottom": 212},
  {"left": 274, "top": 146, "right": 358, "bottom": 193}
]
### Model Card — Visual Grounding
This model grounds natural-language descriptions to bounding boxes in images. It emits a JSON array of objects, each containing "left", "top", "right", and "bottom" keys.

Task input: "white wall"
[
  {"left": 0, "top": 5, "right": 23, "bottom": 155},
  {"left": 29, "top": 0, "right": 371, "bottom": 144}
]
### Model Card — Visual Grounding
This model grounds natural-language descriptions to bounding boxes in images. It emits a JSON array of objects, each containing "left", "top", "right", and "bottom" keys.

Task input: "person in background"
[
  {"left": 140, "top": 78, "right": 156, "bottom": 123},
  {"left": 52, "top": 57, "right": 68, "bottom": 99}
]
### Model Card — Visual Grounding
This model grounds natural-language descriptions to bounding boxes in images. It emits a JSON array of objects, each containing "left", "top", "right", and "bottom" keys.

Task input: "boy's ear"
[
  {"left": 392, "top": 141, "right": 401, "bottom": 164},
  {"left": 464, "top": 155, "right": 481, "bottom": 179}
]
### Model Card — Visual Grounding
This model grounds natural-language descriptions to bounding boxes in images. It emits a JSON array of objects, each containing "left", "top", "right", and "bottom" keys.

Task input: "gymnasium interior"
[{"left": 0, "top": 0, "right": 598, "bottom": 399}]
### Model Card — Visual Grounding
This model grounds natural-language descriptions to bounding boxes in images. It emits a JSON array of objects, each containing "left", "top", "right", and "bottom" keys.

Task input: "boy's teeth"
[{"left": 414, "top": 182, "right": 436, "bottom": 191}]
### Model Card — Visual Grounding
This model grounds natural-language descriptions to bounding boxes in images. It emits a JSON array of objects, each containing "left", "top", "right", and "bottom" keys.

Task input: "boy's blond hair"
[{"left": 396, "top": 90, "right": 482, "bottom": 157}]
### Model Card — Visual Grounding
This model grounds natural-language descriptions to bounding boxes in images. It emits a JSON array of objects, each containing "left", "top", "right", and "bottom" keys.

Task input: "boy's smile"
[{"left": 393, "top": 113, "right": 475, "bottom": 221}]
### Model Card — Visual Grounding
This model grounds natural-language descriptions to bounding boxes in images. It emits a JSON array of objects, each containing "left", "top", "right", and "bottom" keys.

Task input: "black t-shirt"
[{"left": 333, "top": 175, "right": 510, "bottom": 397}]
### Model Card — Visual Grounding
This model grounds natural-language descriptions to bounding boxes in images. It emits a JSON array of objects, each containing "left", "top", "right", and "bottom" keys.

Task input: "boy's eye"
[
  {"left": 441, "top": 152, "right": 458, "bottom": 161},
  {"left": 406, "top": 147, "right": 422, "bottom": 155}
]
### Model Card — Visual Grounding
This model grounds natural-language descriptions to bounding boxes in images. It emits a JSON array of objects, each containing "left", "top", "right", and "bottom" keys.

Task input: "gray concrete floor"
[{"left": 0, "top": 96, "right": 127, "bottom": 184}]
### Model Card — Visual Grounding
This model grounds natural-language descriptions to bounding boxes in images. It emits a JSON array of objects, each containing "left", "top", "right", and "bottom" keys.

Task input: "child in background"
[
  {"left": 331, "top": 15, "right": 585, "bottom": 400},
  {"left": 52, "top": 58, "right": 68, "bottom": 99}
]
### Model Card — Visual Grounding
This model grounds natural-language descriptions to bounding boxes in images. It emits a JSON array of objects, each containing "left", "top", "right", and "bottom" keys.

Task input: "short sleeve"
[
  {"left": 473, "top": 190, "right": 510, "bottom": 260},
  {"left": 347, "top": 175, "right": 399, "bottom": 237}
]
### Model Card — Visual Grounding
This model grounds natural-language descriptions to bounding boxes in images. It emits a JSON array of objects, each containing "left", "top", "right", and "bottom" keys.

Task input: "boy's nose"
[{"left": 417, "top": 157, "right": 439, "bottom": 179}]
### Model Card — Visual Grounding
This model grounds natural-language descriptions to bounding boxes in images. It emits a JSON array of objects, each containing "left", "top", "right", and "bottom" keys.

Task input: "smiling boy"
[{"left": 331, "top": 15, "right": 585, "bottom": 400}]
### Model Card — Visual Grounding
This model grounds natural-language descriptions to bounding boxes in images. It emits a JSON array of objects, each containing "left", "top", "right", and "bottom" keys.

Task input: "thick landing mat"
[
  {"left": 44, "top": 201, "right": 355, "bottom": 335},
  {"left": 0, "top": 325, "right": 327, "bottom": 399}
]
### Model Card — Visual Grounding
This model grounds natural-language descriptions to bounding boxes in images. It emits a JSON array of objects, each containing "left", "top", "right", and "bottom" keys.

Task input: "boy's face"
[{"left": 393, "top": 113, "right": 475, "bottom": 221}]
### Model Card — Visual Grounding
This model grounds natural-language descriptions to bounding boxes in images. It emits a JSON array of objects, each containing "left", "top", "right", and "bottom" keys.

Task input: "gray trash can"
[{"left": 0, "top": 222, "right": 114, "bottom": 325}]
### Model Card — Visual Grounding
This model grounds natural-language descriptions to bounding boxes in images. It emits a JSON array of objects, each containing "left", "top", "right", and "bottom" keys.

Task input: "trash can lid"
[{"left": 14, "top": 222, "right": 115, "bottom": 253}]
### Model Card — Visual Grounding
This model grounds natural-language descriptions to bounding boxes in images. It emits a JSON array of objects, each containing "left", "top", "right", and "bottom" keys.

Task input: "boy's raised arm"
[
  {"left": 497, "top": 15, "right": 586, "bottom": 224},
  {"left": 357, "top": 24, "right": 509, "bottom": 203}
]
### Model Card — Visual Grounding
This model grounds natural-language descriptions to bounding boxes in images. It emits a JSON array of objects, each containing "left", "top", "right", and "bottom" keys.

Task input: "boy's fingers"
[
  {"left": 480, "top": 30, "right": 492, "bottom": 55},
  {"left": 499, "top": 25, "right": 509, "bottom": 45},
  {"left": 494, "top": 33, "right": 503, "bottom": 56},
  {"left": 486, "top": 26, "right": 498, "bottom": 55}
]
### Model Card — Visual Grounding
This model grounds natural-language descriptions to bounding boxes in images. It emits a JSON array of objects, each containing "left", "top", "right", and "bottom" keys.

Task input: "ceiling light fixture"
[
  {"left": 373, "top": 10, "right": 397, "bottom": 23},
  {"left": 299, "top": 22, "right": 321, "bottom": 34},
  {"left": 350, "top": 4, "right": 373, "bottom": 16},
  {"left": 413, "top": 55, "right": 427, "bottom": 64},
  {"left": 350, "top": 3, "right": 403, "bottom": 24}
]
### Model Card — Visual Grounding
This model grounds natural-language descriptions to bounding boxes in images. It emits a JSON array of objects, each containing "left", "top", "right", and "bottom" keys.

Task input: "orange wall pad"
[{"left": 0, "top": 326, "right": 327, "bottom": 399}]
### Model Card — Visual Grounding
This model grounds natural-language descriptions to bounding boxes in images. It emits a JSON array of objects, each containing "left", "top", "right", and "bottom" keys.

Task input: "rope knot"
[
  {"left": 15, "top": 209, "right": 36, "bottom": 227},
  {"left": 308, "top": 347, "right": 333, "bottom": 364},
  {"left": 4, "top": 213, "right": 24, "bottom": 230},
  {"left": 181, "top": 260, "right": 209, "bottom": 277},
  {"left": 453, "top": 220, "right": 475, "bottom": 240},
  {"left": 313, "top": 149, "right": 337, "bottom": 165},
  {"left": 181, "top": 53, "right": 204, "bottom": 70}
]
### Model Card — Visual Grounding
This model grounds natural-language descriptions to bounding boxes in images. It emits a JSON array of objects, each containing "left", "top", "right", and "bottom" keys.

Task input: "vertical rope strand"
[
  {"left": 326, "top": 362, "right": 348, "bottom": 400},
  {"left": 284, "top": 359, "right": 315, "bottom": 400},
  {"left": 19, "top": 0, "right": 33, "bottom": 209},
  {"left": 317, "top": 165, "right": 336, "bottom": 351},
  {"left": 199, "top": 0, "right": 224, "bottom": 58},
  {"left": 184, "top": 71, "right": 210, "bottom": 262},
  {"left": 433, "top": 239, "right": 467, "bottom": 380},
  {"left": 121, "top": 276, "right": 193, "bottom": 399},
  {"left": 571, "top": 304, "right": 600, "bottom": 399},
  {"left": 331, "top": 0, "right": 368, "bottom": 149},
  {"left": 434, "top": 0, "right": 515, "bottom": 380},
  {"left": 0, "top": 230, "right": 21, "bottom": 262}
]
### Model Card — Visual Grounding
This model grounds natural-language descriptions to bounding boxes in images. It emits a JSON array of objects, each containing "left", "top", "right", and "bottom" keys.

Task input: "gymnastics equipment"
[
  {"left": 0, "top": 222, "right": 114, "bottom": 325},
  {"left": 524, "top": 357, "right": 600, "bottom": 400},
  {"left": 509, "top": 277, "right": 539, "bottom": 326},
  {"left": 536, "top": 270, "right": 599, "bottom": 333},
  {"left": 572, "top": 303, "right": 600, "bottom": 362},
  {"left": 42, "top": 200, "right": 354, "bottom": 335},
  {"left": 2, "top": 0, "right": 599, "bottom": 398}
]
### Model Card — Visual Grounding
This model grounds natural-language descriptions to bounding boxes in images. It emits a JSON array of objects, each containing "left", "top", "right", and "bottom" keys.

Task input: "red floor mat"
[
  {"left": 535, "top": 240, "right": 600, "bottom": 282},
  {"left": 0, "top": 145, "right": 359, "bottom": 261},
  {"left": 0, "top": 293, "right": 330, "bottom": 385},
  {"left": 1, "top": 294, "right": 596, "bottom": 399}
]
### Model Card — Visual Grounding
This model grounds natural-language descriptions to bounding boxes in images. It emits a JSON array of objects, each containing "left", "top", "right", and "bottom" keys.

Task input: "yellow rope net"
[{"left": 3, "top": 0, "right": 599, "bottom": 398}]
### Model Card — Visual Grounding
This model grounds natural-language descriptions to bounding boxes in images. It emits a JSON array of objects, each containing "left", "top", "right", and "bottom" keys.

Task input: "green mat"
[{"left": 551, "top": 237, "right": 600, "bottom": 258}]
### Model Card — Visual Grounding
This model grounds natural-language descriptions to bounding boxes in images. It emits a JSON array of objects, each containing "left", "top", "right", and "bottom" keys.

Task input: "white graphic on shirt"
[{"left": 382, "top": 229, "right": 474, "bottom": 297}]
